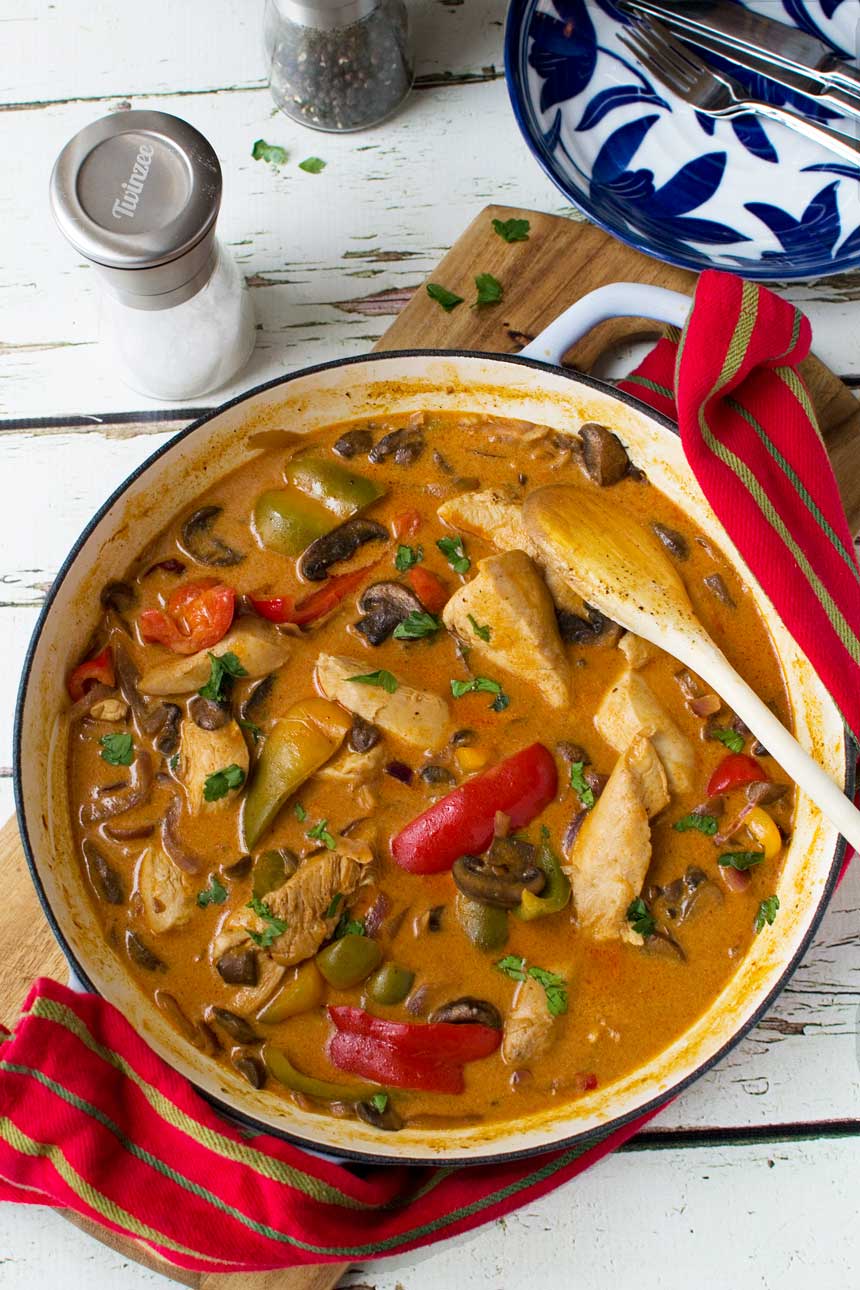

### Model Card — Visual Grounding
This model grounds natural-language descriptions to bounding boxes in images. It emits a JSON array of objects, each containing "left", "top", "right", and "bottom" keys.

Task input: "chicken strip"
[
  {"left": 139, "top": 619, "right": 291, "bottom": 696},
  {"left": 501, "top": 972, "right": 558, "bottom": 1065},
  {"left": 136, "top": 843, "right": 195, "bottom": 935},
  {"left": 179, "top": 717, "right": 249, "bottom": 814},
  {"left": 595, "top": 669, "right": 695, "bottom": 795},
  {"left": 315, "top": 653, "right": 449, "bottom": 751},
  {"left": 566, "top": 734, "right": 668, "bottom": 943},
  {"left": 443, "top": 550, "right": 570, "bottom": 708},
  {"left": 263, "top": 848, "right": 373, "bottom": 966}
]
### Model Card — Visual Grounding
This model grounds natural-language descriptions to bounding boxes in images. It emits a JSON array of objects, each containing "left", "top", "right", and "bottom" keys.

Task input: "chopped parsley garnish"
[
  {"left": 718, "top": 850, "right": 765, "bottom": 870},
  {"left": 252, "top": 138, "right": 287, "bottom": 165},
  {"left": 710, "top": 727, "right": 745, "bottom": 753},
  {"left": 298, "top": 156, "right": 326, "bottom": 173},
  {"left": 203, "top": 763, "right": 246, "bottom": 802},
  {"left": 307, "top": 818, "right": 337, "bottom": 851},
  {"left": 168, "top": 753, "right": 179, "bottom": 772},
  {"left": 467, "top": 613, "right": 491, "bottom": 642},
  {"left": 569, "top": 761, "right": 595, "bottom": 809},
  {"left": 437, "top": 535, "right": 470, "bottom": 574},
  {"left": 426, "top": 282, "right": 464, "bottom": 312},
  {"left": 392, "top": 610, "right": 442, "bottom": 640},
  {"left": 334, "top": 908, "right": 366, "bottom": 940},
  {"left": 492, "top": 217, "right": 530, "bottom": 243},
  {"left": 246, "top": 894, "right": 288, "bottom": 948},
  {"left": 673, "top": 812, "right": 718, "bottom": 835},
  {"left": 475, "top": 272, "right": 503, "bottom": 305},
  {"left": 99, "top": 732, "right": 134, "bottom": 766},
  {"left": 197, "top": 875, "right": 228, "bottom": 908},
  {"left": 370, "top": 1092, "right": 389, "bottom": 1113},
  {"left": 495, "top": 956, "right": 568, "bottom": 1016},
  {"left": 199, "top": 651, "right": 247, "bottom": 703},
  {"left": 395, "top": 543, "right": 423, "bottom": 572},
  {"left": 294, "top": 802, "right": 307, "bottom": 822},
  {"left": 347, "top": 669, "right": 398, "bottom": 693},
  {"left": 626, "top": 897, "right": 656, "bottom": 938},
  {"left": 754, "top": 894, "right": 780, "bottom": 932},
  {"left": 325, "top": 892, "right": 344, "bottom": 920},
  {"left": 238, "top": 718, "right": 262, "bottom": 743},
  {"left": 450, "top": 675, "right": 509, "bottom": 711}
]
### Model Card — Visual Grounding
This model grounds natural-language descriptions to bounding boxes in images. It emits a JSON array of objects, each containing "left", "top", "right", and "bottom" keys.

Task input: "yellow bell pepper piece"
[
  {"left": 455, "top": 745, "right": 487, "bottom": 774},
  {"left": 257, "top": 961, "right": 325, "bottom": 1024},
  {"left": 242, "top": 697, "right": 351, "bottom": 849},
  {"left": 744, "top": 806, "right": 782, "bottom": 861}
]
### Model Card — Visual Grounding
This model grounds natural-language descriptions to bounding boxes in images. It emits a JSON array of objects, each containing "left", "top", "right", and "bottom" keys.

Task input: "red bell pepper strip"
[
  {"left": 391, "top": 742, "right": 558, "bottom": 874},
  {"left": 706, "top": 753, "right": 767, "bottom": 798},
  {"left": 250, "top": 565, "right": 373, "bottom": 628},
  {"left": 328, "top": 1006, "right": 501, "bottom": 1062},
  {"left": 67, "top": 645, "right": 115, "bottom": 702},
  {"left": 392, "top": 509, "right": 421, "bottom": 539},
  {"left": 407, "top": 566, "right": 448, "bottom": 614},
  {"left": 139, "top": 579, "right": 235, "bottom": 655},
  {"left": 328, "top": 1031, "right": 464, "bottom": 1094}
]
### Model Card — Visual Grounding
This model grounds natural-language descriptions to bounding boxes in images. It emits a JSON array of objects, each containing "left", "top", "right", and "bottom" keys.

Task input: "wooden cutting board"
[{"left": 2, "top": 206, "right": 859, "bottom": 1288}]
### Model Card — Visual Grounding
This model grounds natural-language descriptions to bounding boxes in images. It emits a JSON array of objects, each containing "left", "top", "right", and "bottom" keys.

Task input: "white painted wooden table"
[{"left": 1, "top": 2, "right": 858, "bottom": 1286}]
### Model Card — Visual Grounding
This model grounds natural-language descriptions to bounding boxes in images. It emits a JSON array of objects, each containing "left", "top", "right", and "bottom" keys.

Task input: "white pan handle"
[{"left": 519, "top": 282, "right": 692, "bottom": 367}]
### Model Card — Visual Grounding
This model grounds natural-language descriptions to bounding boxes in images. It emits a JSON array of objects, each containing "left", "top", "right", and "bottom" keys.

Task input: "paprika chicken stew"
[{"left": 65, "top": 411, "right": 792, "bottom": 1133}]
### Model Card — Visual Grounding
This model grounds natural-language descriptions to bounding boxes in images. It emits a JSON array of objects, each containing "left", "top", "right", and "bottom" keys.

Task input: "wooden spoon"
[{"left": 523, "top": 484, "right": 860, "bottom": 853}]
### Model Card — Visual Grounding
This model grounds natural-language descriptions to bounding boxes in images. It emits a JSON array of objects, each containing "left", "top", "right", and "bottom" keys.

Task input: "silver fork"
[{"left": 618, "top": 18, "right": 860, "bottom": 164}]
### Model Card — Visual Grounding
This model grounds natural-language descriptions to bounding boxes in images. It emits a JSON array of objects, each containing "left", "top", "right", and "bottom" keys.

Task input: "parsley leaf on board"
[
  {"left": 298, "top": 156, "right": 326, "bottom": 173},
  {"left": 307, "top": 818, "right": 337, "bottom": 851},
  {"left": 199, "top": 651, "right": 248, "bottom": 703},
  {"left": 246, "top": 895, "right": 288, "bottom": 948},
  {"left": 436, "top": 535, "right": 470, "bottom": 574},
  {"left": 569, "top": 760, "right": 595, "bottom": 809},
  {"left": 673, "top": 812, "right": 718, "bottom": 835},
  {"left": 626, "top": 897, "right": 656, "bottom": 938},
  {"left": 252, "top": 138, "right": 288, "bottom": 165},
  {"left": 294, "top": 801, "right": 307, "bottom": 822},
  {"left": 710, "top": 727, "right": 745, "bottom": 753},
  {"left": 719, "top": 850, "right": 765, "bottom": 870},
  {"left": 99, "top": 732, "right": 134, "bottom": 766},
  {"left": 392, "top": 610, "right": 442, "bottom": 640},
  {"left": 467, "top": 613, "right": 491, "bottom": 642},
  {"left": 426, "top": 282, "right": 464, "bottom": 312},
  {"left": 347, "top": 669, "right": 398, "bottom": 693},
  {"left": 238, "top": 718, "right": 262, "bottom": 743},
  {"left": 203, "top": 763, "right": 246, "bottom": 802},
  {"left": 370, "top": 1092, "right": 389, "bottom": 1113},
  {"left": 475, "top": 273, "right": 503, "bottom": 305},
  {"left": 395, "top": 543, "right": 423, "bottom": 572},
  {"left": 197, "top": 875, "right": 228, "bottom": 908},
  {"left": 492, "top": 217, "right": 530, "bottom": 243},
  {"left": 754, "top": 894, "right": 780, "bottom": 932}
]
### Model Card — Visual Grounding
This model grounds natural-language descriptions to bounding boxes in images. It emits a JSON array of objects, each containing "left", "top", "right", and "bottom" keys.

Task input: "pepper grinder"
[
  {"left": 264, "top": 0, "right": 413, "bottom": 132},
  {"left": 50, "top": 110, "right": 256, "bottom": 400}
]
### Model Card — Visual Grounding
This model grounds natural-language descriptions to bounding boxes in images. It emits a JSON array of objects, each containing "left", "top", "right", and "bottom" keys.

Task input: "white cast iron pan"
[{"left": 14, "top": 284, "right": 852, "bottom": 1165}]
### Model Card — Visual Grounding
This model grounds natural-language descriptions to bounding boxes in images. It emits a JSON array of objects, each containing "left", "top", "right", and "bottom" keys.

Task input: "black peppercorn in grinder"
[{"left": 263, "top": 0, "right": 413, "bottom": 132}]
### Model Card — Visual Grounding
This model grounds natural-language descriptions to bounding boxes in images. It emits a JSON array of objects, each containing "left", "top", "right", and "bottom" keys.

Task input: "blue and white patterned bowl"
[{"left": 505, "top": 0, "right": 860, "bottom": 280}]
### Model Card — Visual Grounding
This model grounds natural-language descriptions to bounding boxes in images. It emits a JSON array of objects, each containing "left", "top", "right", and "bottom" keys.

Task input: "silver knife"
[{"left": 621, "top": 0, "right": 860, "bottom": 104}]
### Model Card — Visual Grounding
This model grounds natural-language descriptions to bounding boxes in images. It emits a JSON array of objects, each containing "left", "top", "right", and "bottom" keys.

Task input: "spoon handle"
[{"left": 684, "top": 636, "right": 860, "bottom": 853}]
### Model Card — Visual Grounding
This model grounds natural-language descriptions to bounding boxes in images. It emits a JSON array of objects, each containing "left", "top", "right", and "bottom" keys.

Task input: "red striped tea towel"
[{"left": 0, "top": 269, "right": 855, "bottom": 1273}]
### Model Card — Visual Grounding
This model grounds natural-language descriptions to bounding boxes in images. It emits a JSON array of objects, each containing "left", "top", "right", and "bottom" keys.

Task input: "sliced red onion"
[
  {"left": 84, "top": 750, "right": 153, "bottom": 823},
  {"left": 385, "top": 760, "right": 413, "bottom": 785},
  {"left": 160, "top": 795, "right": 203, "bottom": 874}
]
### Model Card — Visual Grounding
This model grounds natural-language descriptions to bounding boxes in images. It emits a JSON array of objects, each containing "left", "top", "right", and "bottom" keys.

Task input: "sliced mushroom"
[
  {"left": 180, "top": 505, "right": 244, "bottom": 567},
  {"left": 368, "top": 425, "right": 424, "bottom": 466},
  {"left": 100, "top": 581, "right": 136, "bottom": 613},
  {"left": 84, "top": 750, "right": 153, "bottom": 823},
  {"left": 114, "top": 641, "right": 175, "bottom": 737},
  {"left": 347, "top": 714, "right": 381, "bottom": 753},
  {"left": 429, "top": 997, "right": 502, "bottom": 1029},
  {"left": 555, "top": 603, "right": 617, "bottom": 646},
  {"left": 232, "top": 1052, "right": 266, "bottom": 1089},
  {"left": 299, "top": 517, "right": 388, "bottom": 582},
  {"left": 704, "top": 572, "right": 735, "bottom": 607},
  {"left": 154, "top": 703, "right": 182, "bottom": 756},
  {"left": 579, "top": 423, "right": 630, "bottom": 486},
  {"left": 205, "top": 1006, "right": 258, "bottom": 1045},
  {"left": 356, "top": 1099, "right": 403, "bottom": 1131},
  {"left": 125, "top": 929, "right": 165, "bottom": 972},
  {"left": 240, "top": 674, "right": 275, "bottom": 724},
  {"left": 642, "top": 930, "right": 686, "bottom": 962},
  {"left": 82, "top": 839, "right": 124, "bottom": 904},
  {"left": 452, "top": 839, "right": 545, "bottom": 909},
  {"left": 160, "top": 795, "right": 204, "bottom": 874},
  {"left": 189, "top": 695, "right": 231, "bottom": 730},
  {"left": 154, "top": 990, "right": 215, "bottom": 1052},
  {"left": 651, "top": 522, "right": 689, "bottom": 561},
  {"left": 217, "top": 948, "right": 259, "bottom": 986},
  {"left": 355, "top": 581, "right": 424, "bottom": 645},
  {"left": 333, "top": 428, "right": 373, "bottom": 459},
  {"left": 419, "top": 764, "right": 454, "bottom": 786}
]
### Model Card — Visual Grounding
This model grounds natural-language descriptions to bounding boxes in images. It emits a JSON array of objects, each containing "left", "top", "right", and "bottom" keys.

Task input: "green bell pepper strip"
[
  {"left": 252, "top": 849, "right": 297, "bottom": 899},
  {"left": 264, "top": 1044, "right": 375, "bottom": 1103},
  {"left": 517, "top": 835, "right": 571, "bottom": 920},
  {"left": 254, "top": 487, "right": 334, "bottom": 557},
  {"left": 316, "top": 933, "right": 383, "bottom": 990},
  {"left": 286, "top": 456, "right": 385, "bottom": 519}
]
